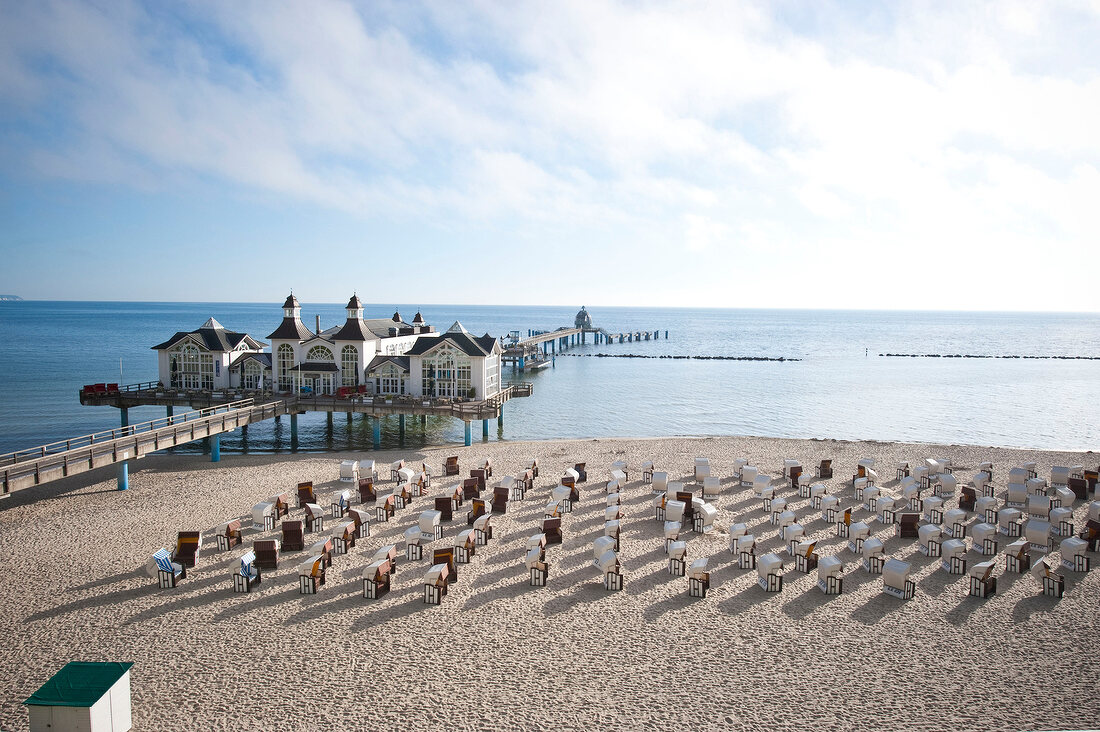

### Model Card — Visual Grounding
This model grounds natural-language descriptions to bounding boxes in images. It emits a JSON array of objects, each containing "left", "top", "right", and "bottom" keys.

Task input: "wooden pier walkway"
[{"left": 1, "top": 399, "right": 285, "bottom": 497}]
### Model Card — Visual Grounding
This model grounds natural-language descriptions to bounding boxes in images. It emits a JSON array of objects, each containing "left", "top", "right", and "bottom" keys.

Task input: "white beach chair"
[
  {"left": 754, "top": 475, "right": 775, "bottom": 510},
  {"left": 339, "top": 459, "right": 359, "bottom": 483},
  {"left": 611, "top": 460, "right": 629, "bottom": 481},
  {"left": 770, "top": 497, "right": 788, "bottom": 525},
  {"left": 640, "top": 460, "right": 654, "bottom": 483},
  {"left": 729, "top": 522, "right": 747, "bottom": 554},
  {"left": 808, "top": 482, "right": 827, "bottom": 509},
  {"left": 848, "top": 521, "right": 871, "bottom": 554},
  {"left": 861, "top": 537, "right": 885, "bottom": 573},
  {"left": 667, "top": 540, "right": 688, "bottom": 576},
  {"left": 943, "top": 508, "right": 969, "bottom": 538},
  {"left": 1004, "top": 538, "right": 1030, "bottom": 573},
  {"left": 862, "top": 484, "right": 881, "bottom": 513},
  {"left": 976, "top": 495, "right": 999, "bottom": 525},
  {"left": 1026, "top": 477, "right": 1048, "bottom": 497},
  {"left": 970, "top": 522, "right": 998, "bottom": 555},
  {"left": 817, "top": 555, "right": 843, "bottom": 595},
  {"left": 330, "top": 489, "right": 351, "bottom": 518},
  {"left": 423, "top": 563, "right": 450, "bottom": 605},
  {"left": 362, "top": 558, "right": 392, "bottom": 599},
  {"left": 232, "top": 550, "right": 261, "bottom": 593},
  {"left": 968, "top": 559, "right": 997, "bottom": 598},
  {"left": 702, "top": 476, "right": 720, "bottom": 500},
  {"left": 525, "top": 544, "right": 549, "bottom": 587},
  {"left": 419, "top": 510, "right": 443, "bottom": 542},
  {"left": 251, "top": 501, "right": 276, "bottom": 531},
  {"left": 594, "top": 535, "right": 618, "bottom": 566},
  {"left": 1026, "top": 519, "right": 1053, "bottom": 553},
  {"left": 733, "top": 458, "right": 749, "bottom": 480},
  {"left": 896, "top": 460, "right": 910, "bottom": 480},
  {"left": 472, "top": 513, "right": 492, "bottom": 545},
  {"left": 359, "top": 459, "right": 378, "bottom": 482},
  {"left": 1031, "top": 556, "right": 1064, "bottom": 598},
  {"left": 783, "top": 523, "right": 805, "bottom": 557},
  {"left": 757, "top": 552, "right": 783, "bottom": 592},
  {"left": 454, "top": 529, "right": 476, "bottom": 563},
  {"left": 998, "top": 508, "right": 1023, "bottom": 537},
  {"left": 596, "top": 549, "right": 623, "bottom": 591},
  {"left": 901, "top": 476, "right": 922, "bottom": 511},
  {"left": 794, "top": 540, "right": 819, "bottom": 573},
  {"left": 882, "top": 558, "right": 915, "bottom": 600},
  {"left": 390, "top": 459, "right": 405, "bottom": 482},
  {"left": 923, "top": 496, "right": 945, "bottom": 525},
  {"left": 687, "top": 558, "right": 710, "bottom": 598},
  {"left": 876, "top": 493, "right": 902, "bottom": 524},
  {"left": 604, "top": 520, "right": 620, "bottom": 550},
  {"left": 911, "top": 464, "right": 930, "bottom": 490},
  {"left": 652, "top": 471, "right": 669, "bottom": 495},
  {"left": 736, "top": 534, "right": 757, "bottom": 569},
  {"left": 820, "top": 494, "right": 840, "bottom": 524},
  {"left": 1059, "top": 536, "right": 1090, "bottom": 572},
  {"left": 403, "top": 525, "right": 423, "bottom": 560},
  {"left": 298, "top": 555, "right": 325, "bottom": 594},
  {"left": 1050, "top": 507, "right": 1074, "bottom": 538},
  {"left": 968, "top": 470, "right": 993, "bottom": 498},
  {"left": 665, "top": 499, "right": 687, "bottom": 529},
  {"left": 694, "top": 457, "right": 711, "bottom": 482},
  {"left": 775, "top": 510, "right": 797, "bottom": 543},
  {"left": 605, "top": 504, "right": 622, "bottom": 523},
  {"left": 941, "top": 538, "right": 967, "bottom": 574},
  {"left": 918, "top": 524, "right": 942, "bottom": 557},
  {"left": 740, "top": 465, "right": 759, "bottom": 488},
  {"left": 693, "top": 501, "right": 717, "bottom": 533},
  {"left": 1026, "top": 494, "right": 1052, "bottom": 520}
]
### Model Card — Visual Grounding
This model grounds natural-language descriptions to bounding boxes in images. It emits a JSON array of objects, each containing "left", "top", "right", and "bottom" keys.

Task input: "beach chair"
[
  {"left": 434, "top": 547, "right": 459, "bottom": 584},
  {"left": 1004, "top": 538, "right": 1030, "bottom": 573},
  {"left": 215, "top": 519, "right": 242, "bottom": 551},
  {"left": 397, "top": 466, "right": 416, "bottom": 487},
  {"left": 694, "top": 457, "right": 711, "bottom": 482},
  {"left": 835, "top": 507, "right": 853, "bottom": 538},
  {"left": 492, "top": 484, "right": 509, "bottom": 514},
  {"left": 252, "top": 501, "right": 277, "bottom": 531},
  {"left": 348, "top": 508, "right": 370, "bottom": 540},
  {"left": 941, "top": 538, "right": 967, "bottom": 574},
  {"left": 693, "top": 500, "right": 717, "bottom": 533},
  {"left": 281, "top": 520, "right": 305, "bottom": 551},
  {"left": 298, "top": 554, "right": 326, "bottom": 594},
  {"left": 667, "top": 540, "right": 688, "bottom": 576},
  {"left": 542, "top": 517, "right": 562, "bottom": 546},
  {"left": 862, "top": 537, "right": 885, "bottom": 573},
  {"left": 605, "top": 503, "right": 622, "bottom": 522},
  {"left": 376, "top": 495, "right": 397, "bottom": 523},
  {"left": 359, "top": 459, "right": 378, "bottom": 483},
  {"left": 593, "top": 536, "right": 618, "bottom": 570},
  {"left": 976, "top": 495, "right": 999, "bottom": 525},
  {"left": 596, "top": 549, "right": 623, "bottom": 591},
  {"left": 854, "top": 459, "right": 877, "bottom": 487},
  {"left": 1059, "top": 536, "right": 1090, "bottom": 572},
  {"left": 605, "top": 519, "right": 621, "bottom": 551},
  {"left": 896, "top": 461, "right": 910, "bottom": 480},
  {"left": 572, "top": 462, "right": 586, "bottom": 483},
  {"left": 815, "top": 459, "right": 833, "bottom": 479},
  {"left": 453, "top": 529, "right": 476, "bottom": 563},
  {"left": 339, "top": 460, "right": 359, "bottom": 483},
  {"left": 1068, "top": 477, "right": 1090, "bottom": 500},
  {"left": 675, "top": 489, "right": 695, "bottom": 522},
  {"left": 757, "top": 553, "right": 783, "bottom": 592},
  {"left": 443, "top": 455, "right": 460, "bottom": 477},
  {"left": 527, "top": 458, "right": 540, "bottom": 479},
  {"left": 876, "top": 494, "right": 902, "bottom": 525},
  {"left": 882, "top": 558, "right": 915, "bottom": 600},
  {"left": 1080, "top": 516, "right": 1100, "bottom": 552},
  {"left": 770, "top": 496, "right": 789, "bottom": 525},
  {"left": 254, "top": 539, "right": 279, "bottom": 570},
  {"left": 514, "top": 470, "right": 533, "bottom": 501},
  {"left": 419, "top": 509, "right": 443, "bottom": 542},
  {"left": 821, "top": 495, "right": 840, "bottom": 524},
  {"left": 358, "top": 477, "right": 376, "bottom": 504},
  {"left": 423, "top": 563, "right": 450, "bottom": 605},
  {"left": 702, "top": 476, "right": 720, "bottom": 500},
  {"left": 918, "top": 524, "right": 942, "bottom": 557},
  {"left": 663, "top": 517, "right": 681, "bottom": 552},
  {"left": 774, "top": 507, "right": 796, "bottom": 539},
  {"left": 807, "top": 482, "right": 827, "bottom": 510},
  {"left": 998, "top": 508, "right": 1023, "bottom": 537},
  {"left": 817, "top": 555, "right": 843, "bottom": 595},
  {"left": 551, "top": 484, "right": 576, "bottom": 513},
  {"left": 468, "top": 498, "right": 488, "bottom": 526},
  {"left": 754, "top": 475, "right": 775, "bottom": 511},
  {"left": 332, "top": 521, "right": 356, "bottom": 555},
  {"left": 794, "top": 540, "right": 819, "bottom": 573},
  {"left": 309, "top": 537, "right": 333, "bottom": 569},
  {"left": 687, "top": 558, "right": 710, "bottom": 598},
  {"left": 1025, "top": 519, "right": 1053, "bottom": 553},
  {"left": 740, "top": 465, "right": 759, "bottom": 489},
  {"left": 933, "top": 473, "right": 957, "bottom": 499},
  {"left": 545, "top": 498, "right": 563, "bottom": 520},
  {"left": 611, "top": 460, "right": 629, "bottom": 482},
  {"left": 1049, "top": 506, "right": 1073, "bottom": 538},
  {"left": 390, "top": 460, "right": 405, "bottom": 482},
  {"left": 1026, "top": 477, "right": 1048, "bottom": 498},
  {"left": 561, "top": 468, "right": 579, "bottom": 490},
  {"left": 151, "top": 548, "right": 185, "bottom": 588},
  {"left": 1031, "top": 556, "right": 1064, "bottom": 598},
  {"left": 959, "top": 486, "right": 976, "bottom": 514},
  {"left": 968, "top": 470, "right": 993, "bottom": 498},
  {"left": 895, "top": 512, "right": 919, "bottom": 539},
  {"left": 330, "top": 489, "right": 351, "bottom": 519},
  {"left": 405, "top": 525, "right": 425, "bottom": 560},
  {"left": 1052, "top": 485, "right": 1075, "bottom": 510},
  {"left": 923, "top": 496, "right": 945, "bottom": 525},
  {"left": 780, "top": 522, "right": 803, "bottom": 557},
  {"left": 641, "top": 460, "right": 654, "bottom": 484},
  {"left": 967, "top": 559, "right": 997, "bottom": 598},
  {"left": 458, "top": 478, "right": 476, "bottom": 503},
  {"left": 794, "top": 472, "right": 814, "bottom": 498},
  {"left": 971, "top": 522, "right": 997, "bottom": 555},
  {"left": 526, "top": 543, "right": 549, "bottom": 587},
  {"left": 728, "top": 523, "right": 747, "bottom": 554},
  {"left": 1005, "top": 479, "right": 1028, "bottom": 508},
  {"left": 473, "top": 513, "right": 492, "bottom": 545},
  {"left": 297, "top": 481, "right": 315, "bottom": 508},
  {"left": 784, "top": 459, "right": 802, "bottom": 487},
  {"left": 736, "top": 534, "right": 757, "bottom": 570},
  {"left": 651, "top": 471, "right": 668, "bottom": 494},
  {"left": 362, "top": 559, "right": 392, "bottom": 599},
  {"left": 304, "top": 503, "right": 325, "bottom": 533},
  {"left": 943, "top": 508, "right": 968, "bottom": 539},
  {"left": 269, "top": 492, "right": 290, "bottom": 518},
  {"left": 1027, "top": 494, "right": 1052, "bottom": 521},
  {"left": 911, "top": 464, "right": 930, "bottom": 491},
  {"left": 428, "top": 496, "right": 451, "bottom": 523},
  {"left": 848, "top": 521, "right": 871, "bottom": 554},
  {"left": 665, "top": 499, "right": 687, "bottom": 530},
  {"left": 172, "top": 532, "right": 202, "bottom": 568},
  {"left": 393, "top": 482, "right": 414, "bottom": 509},
  {"left": 232, "top": 549, "right": 261, "bottom": 593}
]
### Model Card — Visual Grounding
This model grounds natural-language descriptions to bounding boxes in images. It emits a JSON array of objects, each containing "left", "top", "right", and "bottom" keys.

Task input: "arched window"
[
  {"left": 277, "top": 344, "right": 295, "bottom": 392},
  {"left": 172, "top": 343, "right": 213, "bottom": 390},
  {"left": 307, "top": 345, "right": 333, "bottom": 361},
  {"left": 341, "top": 345, "right": 358, "bottom": 386}
]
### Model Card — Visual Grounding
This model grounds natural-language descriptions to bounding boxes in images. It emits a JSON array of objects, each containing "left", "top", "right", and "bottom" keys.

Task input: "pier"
[{"left": 501, "top": 308, "right": 667, "bottom": 372}]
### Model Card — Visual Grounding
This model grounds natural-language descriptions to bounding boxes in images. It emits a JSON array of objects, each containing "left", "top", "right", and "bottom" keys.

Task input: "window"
[
  {"left": 341, "top": 345, "right": 358, "bottom": 387},
  {"left": 243, "top": 361, "right": 263, "bottom": 389},
  {"left": 171, "top": 343, "right": 214, "bottom": 390},
  {"left": 307, "top": 345, "right": 333, "bottom": 361},
  {"left": 277, "top": 344, "right": 295, "bottom": 392}
]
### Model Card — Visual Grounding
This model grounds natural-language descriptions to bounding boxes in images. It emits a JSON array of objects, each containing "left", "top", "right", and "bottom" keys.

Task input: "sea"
[{"left": 0, "top": 301, "right": 1098, "bottom": 456}]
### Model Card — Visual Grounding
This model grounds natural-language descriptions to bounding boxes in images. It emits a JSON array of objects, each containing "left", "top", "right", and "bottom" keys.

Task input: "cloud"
[{"left": 1, "top": 0, "right": 1099, "bottom": 309}]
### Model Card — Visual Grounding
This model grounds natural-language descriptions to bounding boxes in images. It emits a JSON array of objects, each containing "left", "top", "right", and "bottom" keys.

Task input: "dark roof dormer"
[
  {"left": 392, "top": 310, "right": 402, "bottom": 322},
  {"left": 332, "top": 293, "right": 373, "bottom": 341},
  {"left": 413, "top": 311, "right": 424, "bottom": 324},
  {"left": 267, "top": 293, "right": 313, "bottom": 340}
]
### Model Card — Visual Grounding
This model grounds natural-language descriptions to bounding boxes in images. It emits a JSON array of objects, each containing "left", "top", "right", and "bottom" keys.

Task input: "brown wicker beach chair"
[
  {"left": 358, "top": 477, "right": 376, "bottom": 504},
  {"left": 443, "top": 456, "right": 460, "bottom": 476},
  {"left": 435, "top": 495, "right": 454, "bottom": 522},
  {"left": 172, "top": 531, "right": 202, "bottom": 568},
  {"left": 281, "top": 520, "right": 305, "bottom": 551},
  {"left": 542, "top": 517, "right": 563, "bottom": 546},
  {"left": 297, "top": 481, "right": 315, "bottom": 508},
  {"left": 467, "top": 498, "right": 487, "bottom": 525},
  {"left": 254, "top": 539, "right": 279, "bottom": 570}
]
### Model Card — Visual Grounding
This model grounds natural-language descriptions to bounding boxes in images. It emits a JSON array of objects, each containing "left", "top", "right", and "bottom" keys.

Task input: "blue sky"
[{"left": 1, "top": 0, "right": 1099, "bottom": 310}]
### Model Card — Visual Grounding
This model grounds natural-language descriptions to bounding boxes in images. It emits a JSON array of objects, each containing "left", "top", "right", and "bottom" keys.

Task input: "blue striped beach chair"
[
  {"left": 233, "top": 550, "right": 261, "bottom": 593},
  {"left": 152, "top": 548, "right": 185, "bottom": 588}
]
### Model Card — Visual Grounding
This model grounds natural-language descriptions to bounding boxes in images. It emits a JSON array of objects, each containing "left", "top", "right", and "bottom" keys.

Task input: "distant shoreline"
[{"left": 0, "top": 295, "right": 23, "bottom": 301}]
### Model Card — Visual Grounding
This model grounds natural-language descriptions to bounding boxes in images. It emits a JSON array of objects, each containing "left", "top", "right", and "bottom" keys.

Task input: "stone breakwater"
[
  {"left": 563, "top": 353, "right": 800, "bottom": 362},
  {"left": 880, "top": 353, "right": 1100, "bottom": 360}
]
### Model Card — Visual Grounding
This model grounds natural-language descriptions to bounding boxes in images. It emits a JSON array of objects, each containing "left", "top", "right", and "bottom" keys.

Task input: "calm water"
[{"left": 0, "top": 301, "right": 1098, "bottom": 454}]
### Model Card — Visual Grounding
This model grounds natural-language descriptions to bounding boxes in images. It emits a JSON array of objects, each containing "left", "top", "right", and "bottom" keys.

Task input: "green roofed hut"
[{"left": 24, "top": 661, "right": 133, "bottom": 732}]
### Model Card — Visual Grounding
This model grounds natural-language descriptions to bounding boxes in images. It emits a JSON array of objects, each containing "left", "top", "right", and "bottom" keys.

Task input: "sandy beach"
[{"left": 1, "top": 435, "right": 1098, "bottom": 731}]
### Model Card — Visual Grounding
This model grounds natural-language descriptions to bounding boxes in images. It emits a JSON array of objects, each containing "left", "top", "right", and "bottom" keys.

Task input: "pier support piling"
[
  {"left": 202, "top": 436, "right": 210, "bottom": 455},
  {"left": 421, "top": 415, "right": 426, "bottom": 425},
  {"left": 117, "top": 460, "right": 128, "bottom": 491},
  {"left": 211, "top": 434, "right": 221, "bottom": 462},
  {"left": 120, "top": 407, "right": 128, "bottom": 429},
  {"left": 166, "top": 405, "right": 173, "bottom": 420},
  {"left": 464, "top": 421, "right": 472, "bottom": 447},
  {"left": 399, "top": 414, "right": 406, "bottom": 440},
  {"left": 372, "top": 416, "right": 381, "bottom": 449},
  {"left": 498, "top": 408, "right": 503, "bottom": 428},
  {"left": 290, "top": 413, "right": 298, "bottom": 450},
  {"left": 483, "top": 419, "right": 489, "bottom": 439}
]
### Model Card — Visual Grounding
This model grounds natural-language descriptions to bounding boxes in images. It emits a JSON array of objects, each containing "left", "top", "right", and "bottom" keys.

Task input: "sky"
[{"left": 1, "top": 0, "right": 1099, "bottom": 311}]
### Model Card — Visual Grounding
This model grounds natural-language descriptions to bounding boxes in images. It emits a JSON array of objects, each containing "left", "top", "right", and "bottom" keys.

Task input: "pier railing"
[{"left": 0, "top": 398, "right": 256, "bottom": 467}]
